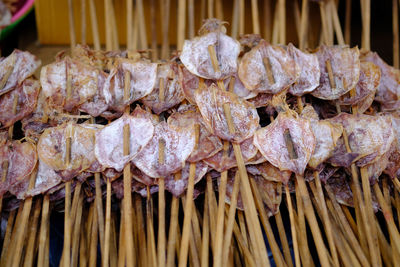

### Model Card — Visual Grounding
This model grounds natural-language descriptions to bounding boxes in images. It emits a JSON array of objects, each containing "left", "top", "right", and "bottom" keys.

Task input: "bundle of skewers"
[{"left": 1, "top": 0, "right": 400, "bottom": 266}]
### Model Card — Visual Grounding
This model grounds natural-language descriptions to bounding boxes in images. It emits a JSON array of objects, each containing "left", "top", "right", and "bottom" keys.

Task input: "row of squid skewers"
[{"left": 2, "top": 15, "right": 400, "bottom": 266}]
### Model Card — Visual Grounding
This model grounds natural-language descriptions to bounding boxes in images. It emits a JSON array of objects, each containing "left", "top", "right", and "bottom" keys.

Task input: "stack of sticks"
[{"left": 2, "top": 0, "right": 400, "bottom": 267}]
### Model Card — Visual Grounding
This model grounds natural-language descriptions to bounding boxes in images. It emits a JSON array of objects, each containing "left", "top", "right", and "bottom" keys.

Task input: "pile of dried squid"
[{"left": 1, "top": 19, "right": 400, "bottom": 267}]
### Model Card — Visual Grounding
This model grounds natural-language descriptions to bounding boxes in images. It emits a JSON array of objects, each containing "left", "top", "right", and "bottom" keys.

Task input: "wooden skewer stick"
[
  {"left": 359, "top": 167, "right": 382, "bottom": 266},
  {"left": 161, "top": 0, "right": 171, "bottom": 59},
  {"left": 104, "top": 175, "right": 112, "bottom": 267},
  {"left": 122, "top": 70, "right": 135, "bottom": 267},
  {"left": 137, "top": 0, "right": 148, "bottom": 50},
  {"left": 117, "top": 202, "right": 126, "bottom": 267},
  {"left": 345, "top": 0, "right": 352, "bottom": 44},
  {"left": 89, "top": 202, "right": 99, "bottom": 267},
  {"left": 231, "top": 0, "right": 240, "bottom": 39},
  {"left": 166, "top": 173, "right": 181, "bottom": 267},
  {"left": 158, "top": 138, "right": 166, "bottom": 267},
  {"left": 88, "top": 0, "right": 100, "bottom": 50},
  {"left": 150, "top": 0, "right": 158, "bottom": 61},
  {"left": 2, "top": 205, "right": 23, "bottom": 266},
  {"left": 250, "top": 178, "right": 287, "bottom": 267},
  {"left": 251, "top": 0, "right": 260, "bottom": 34},
  {"left": 23, "top": 199, "right": 41, "bottom": 267},
  {"left": 294, "top": 180, "right": 313, "bottom": 267},
  {"left": 284, "top": 129, "right": 331, "bottom": 267},
  {"left": 239, "top": 0, "right": 245, "bottom": 35},
  {"left": 109, "top": 0, "right": 119, "bottom": 51},
  {"left": 393, "top": 0, "right": 399, "bottom": 68},
  {"left": 264, "top": 0, "right": 272, "bottom": 42},
  {"left": 104, "top": 0, "right": 111, "bottom": 50},
  {"left": 37, "top": 194, "right": 50, "bottom": 267},
  {"left": 299, "top": 0, "right": 309, "bottom": 50},
  {"left": 213, "top": 143, "right": 229, "bottom": 267},
  {"left": 178, "top": 128, "right": 199, "bottom": 267},
  {"left": 127, "top": 0, "right": 133, "bottom": 51},
  {"left": 1, "top": 209, "right": 16, "bottom": 265},
  {"left": 330, "top": 0, "right": 345, "bottom": 46},
  {"left": 278, "top": 0, "right": 286, "bottom": 44},
  {"left": 68, "top": 0, "right": 76, "bottom": 49},
  {"left": 177, "top": 0, "right": 187, "bottom": 51},
  {"left": 208, "top": 0, "right": 214, "bottom": 18},
  {"left": 312, "top": 173, "right": 339, "bottom": 267},
  {"left": 146, "top": 192, "right": 157, "bottom": 267},
  {"left": 62, "top": 65, "right": 73, "bottom": 266},
  {"left": 324, "top": 184, "right": 371, "bottom": 266},
  {"left": 11, "top": 170, "right": 37, "bottom": 267},
  {"left": 373, "top": 183, "right": 400, "bottom": 253},
  {"left": 206, "top": 174, "right": 217, "bottom": 253},
  {"left": 81, "top": 0, "right": 86, "bottom": 44},
  {"left": 188, "top": 0, "right": 195, "bottom": 39},
  {"left": 200, "top": 189, "right": 210, "bottom": 267},
  {"left": 208, "top": 43, "right": 269, "bottom": 265},
  {"left": 274, "top": 208, "right": 293, "bottom": 267},
  {"left": 309, "top": 185, "right": 362, "bottom": 267},
  {"left": 221, "top": 171, "right": 240, "bottom": 267},
  {"left": 110, "top": 214, "right": 118, "bottom": 267},
  {"left": 215, "top": 0, "right": 223, "bottom": 20},
  {"left": 71, "top": 192, "right": 84, "bottom": 267}
]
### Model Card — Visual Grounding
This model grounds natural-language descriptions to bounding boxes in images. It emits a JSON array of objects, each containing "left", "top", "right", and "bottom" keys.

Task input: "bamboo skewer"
[
  {"left": 278, "top": 0, "right": 286, "bottom": 44},
  {"left": 251, "top": 0, "right": 260, "bottom": 34},
  {"left": 221, "top": 171, "right": 240, "bottom": 267},
  {"left": 37, "top": 194, "right": 50, "bottom": 267},
  {"left": 206, "top": 174, "right": 217, "bottom": 253},
  {"left": 127, "top": 0, "right": 133, "bottom": 51},
  {"left": 3, "top": 205, "right": 23, "bottom": 266},
  {"left": 213, "top": 143, "right": 228, "bottom": 267},
  {"left": 345, "top": 0, "right": 352, "bottom": 44},
  {"left": 208, "top": 44, "right": 270, "bottom": 266},
  {"left": 200, "top": 189, "right": 210, "bottom": 267},
  {"left": 150, "top": 0, "right": 158, "bottom": 61},
  {"left": 71, "top": 192, "right": 84, "bottom": 267},
  {"left": 11, "top": 171, "right": 36, "bottom": 267},
  {"left": 161, "top": 0, "right": 171, "bottom": 59},
  {"left": 177, "top": 164, "right": 197, "bottom": 266},
  {"left": 274, "top": 209, "right": 293, "bottom": 267},
  {"left": 23, "top": 199, "right": 41, "bottom": 267},
  {"left": 188, "top": 0, "right": 195, "bottom": 39},
  {"left": 158, "top": 139, "right": 166, "bottom": 267},
  {"left": 122, "top": 70, "right": 135, "bottom": 267},
  {"left": 264, "top": 0, "right": 272, "bottom": 42},
  {"left": 136, "top": 0, "right": 147, "bottom": 50},
  {"left": 177, "top": 0, "right": 186, "bottom": 51},
  {"left": 166, "top": 173, "right": 181, "bottom": 267},
  {"left": 104, "top": 176, "right": 112, "bottom": 267},
  {"left": 393, "top": 0, "right": 399, "bottom": 68},
  {"left": 104, "top": 0, "right": 112, "bottom": 51},
  {"left": 250, "top": 178, "right": 286, "bottom": 267},
  {"left": 81, "top": 0, "right": 86, "bottom": 44},
  {"left": 312, "top": 173, "right": 339, "bottom": 267},
  {"left": 146, "top": 193, "right": 157, "bottom": 267},
  {"left": 231, "top": 0, "right": 240, "bottom": 39},
  {"left": 294, "top": 181, "right": 313, "bottom": 266},
  {"left": 208, "top": 0, "right": 214, "bottom": 18},
  {"left": 89, "top": 201, "right": 99, "bottom": 267},
  {"left": 88, "top": 0, "right": 100, "bottom": 50},
  {"left": 117, "top": 202, "right": 126, "bottom": 267},
  {"left": 324, "top": 185, "right": 370, "bottom": 266},
  {"left": 68, "top": 0, "right": 76, "bottom": 48},
  {"left": 1, "top": 209, "right": 16, "bottom": 265}
]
